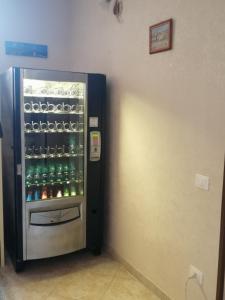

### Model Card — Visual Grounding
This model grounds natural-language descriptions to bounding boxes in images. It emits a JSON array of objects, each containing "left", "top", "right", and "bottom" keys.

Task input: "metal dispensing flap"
[{"left": 30, "top": 206, "right": 80, "bottom": 226}]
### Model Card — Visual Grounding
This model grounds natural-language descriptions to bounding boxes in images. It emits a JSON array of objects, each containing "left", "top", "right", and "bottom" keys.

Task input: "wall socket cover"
[
  {"left": 195, "top": 174, "right": 209, "bottom": 190},
  {"left": 189, "top": 265, "right": 203, "bottom": 285}
]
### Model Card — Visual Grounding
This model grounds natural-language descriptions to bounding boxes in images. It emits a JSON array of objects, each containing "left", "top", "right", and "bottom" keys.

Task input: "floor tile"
[
  {"left": 102, "top": 266, "right": 161, "bottom": 300},
  {"left": 50, "top": 268, "right": 113, "bottom": 299},
  {"left": 45, "top": 294, "right": 73, "bottom": 300},
  {"left": 0, "top": 253, "right": 161, "bottom": 300}
]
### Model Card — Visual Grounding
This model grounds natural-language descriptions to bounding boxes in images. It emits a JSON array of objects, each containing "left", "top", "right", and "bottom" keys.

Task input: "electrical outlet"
[
  {"left": 195, "top": 174, "right": 209, "bottom": 190},
  {"left": 189, "top": 265, "right": 203, "bottom": 285}
]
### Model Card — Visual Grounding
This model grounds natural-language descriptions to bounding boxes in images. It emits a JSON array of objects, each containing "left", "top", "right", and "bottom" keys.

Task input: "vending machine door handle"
[
  {"left": 0, "top": 123, "right": 3, "bottom": 138},
  {"left": 17, "top": 164, "right": 22, "bottom": 176}
]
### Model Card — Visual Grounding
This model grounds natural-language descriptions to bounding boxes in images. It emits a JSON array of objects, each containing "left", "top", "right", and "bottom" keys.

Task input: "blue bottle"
[
  {"left": 34, "top": 189, "right": 40, "bottom": 201},
  {"left": 26, "top": 190, "right": 33, "bottom": 202}
]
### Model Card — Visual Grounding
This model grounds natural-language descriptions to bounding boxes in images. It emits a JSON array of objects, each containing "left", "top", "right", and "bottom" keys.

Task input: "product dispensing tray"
[
  {"left": 26, "top": 201, "right": 85, "bottom": 260},
  {"left": 30, "top": 206, "right": 80, "bottom": 226}
]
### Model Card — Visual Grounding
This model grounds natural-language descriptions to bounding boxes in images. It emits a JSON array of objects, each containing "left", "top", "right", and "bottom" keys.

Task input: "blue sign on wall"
[{"left": 5, "top": 41, "right": 48, "bottom": 58}]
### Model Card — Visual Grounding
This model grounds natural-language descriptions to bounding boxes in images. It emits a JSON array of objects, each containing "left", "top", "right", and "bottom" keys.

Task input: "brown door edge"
[{"left": 216, "top": 158, "right": 225, "bottom": 300}]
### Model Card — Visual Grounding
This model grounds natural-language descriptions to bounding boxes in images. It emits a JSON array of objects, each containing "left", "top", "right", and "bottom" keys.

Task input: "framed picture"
[{"left": 149, "top": 19, "right": 173, "bottom": 54}]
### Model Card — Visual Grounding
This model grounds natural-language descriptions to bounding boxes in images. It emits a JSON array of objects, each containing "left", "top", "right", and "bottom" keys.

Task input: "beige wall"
[
  {"left": 0, "top": 0, "right": 73, "bottom": 73},
  {"left": 71, "top": 1, "right": 225, "bottom": 299}
]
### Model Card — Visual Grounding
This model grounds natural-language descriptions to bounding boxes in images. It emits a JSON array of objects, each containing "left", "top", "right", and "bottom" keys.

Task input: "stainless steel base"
[{"left": 24, "top": 197, "right": 86, "bottom": 260}]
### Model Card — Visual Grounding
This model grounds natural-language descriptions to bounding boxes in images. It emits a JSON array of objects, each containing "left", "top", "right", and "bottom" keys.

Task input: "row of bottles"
[
  {"left": 26, "top": 182, "right": 83, "bottom": 202},
  {"left": 25, "top": 162, "right": 83, "bottom": 187},
  {"left": 25, "top": 143, "right": 83, "bottom": 159},
  {"left": 24, "top": 101, "right": 84, "bottom": 114}
]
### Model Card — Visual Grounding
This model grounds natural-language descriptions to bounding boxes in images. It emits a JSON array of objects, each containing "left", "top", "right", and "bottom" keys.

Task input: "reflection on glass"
[
  {"left": 23, "top": 79, "right": 85, "bottom": 99},
  {"left": 24, "top": 79, "right": 85, "bottom": 202}
]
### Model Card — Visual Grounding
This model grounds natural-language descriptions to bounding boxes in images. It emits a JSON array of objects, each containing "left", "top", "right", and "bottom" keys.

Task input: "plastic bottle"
[
  {"left": 41, "top": 187, "right": 48, "bottom": 200},
  {"left": 69, "top": 142, "right": 76, "bottom": 156},
  {"left": 68, "top": 136, "right": 76, "bottom": 156},
  {"left": 34, "top": 164, "right": 41, "bottom": 186},
  {"left": 69, "top": 162, "right": 76, "bottom": 182},
  {"left": 63, "top": 184, "right": 70, "bottom": 197},
  {"left": 41, "top": 165, "right": 48, "bottom": 185},
  {"left": 48, "top": 163, "right": 56, "bottom": 184},
  {"left": 70, "top": 183, "right": 77, "bottom": 196},
  {"left": 56, "top": 163, "right": 63, "bottom": 183},
  {"left": 49, "top": 187, "right": 54, "bottom": 198},
  {"left": 26, "top": 190, "right": 33, "bottom": 202},
  {"left": 56, "top": 189, "right": 62, "bottom": 198},
  {"left": 79, "top": 183, "right": 84, "bottom": 196},
  {"left": 25, "top": 166, "right": 34, "bottom": 187},
  {"left": 34, "top": 189, "right": 40, "bottom": 201},
  {"left": 63, "top": 163, "right": 70, "bottom": 182}
]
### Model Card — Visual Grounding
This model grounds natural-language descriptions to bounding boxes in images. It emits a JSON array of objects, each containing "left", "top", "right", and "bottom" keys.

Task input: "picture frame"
[{"left": 149, "top": 19, "right": 173, "bottom": 54}]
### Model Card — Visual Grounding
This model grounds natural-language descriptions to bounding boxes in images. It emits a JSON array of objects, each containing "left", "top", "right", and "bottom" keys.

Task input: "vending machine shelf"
[
  {"left": 26, "top": 197, "right": 80, "bottom": 203},
  {"left": 25, "top": 154, "right": 84, "bottom": 160},
  {"left": 25, "top": 129, "right": 84, "bottom": 134},
  {"left": 26, "top": 179, "right": 84, "bottom": 202},
  {"left": 26, "top": 179, "right": 84, "bottom": 187},
  {"left": 24, "top": 94, "right": 84, "bottom": 99},
  {"left": 24, "top": 111, "right": 84, "bottom": 115}
]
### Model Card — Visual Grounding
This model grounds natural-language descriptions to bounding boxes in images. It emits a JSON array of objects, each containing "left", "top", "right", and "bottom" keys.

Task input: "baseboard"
[{"left": 106, "top": 246, "right": 172, "bottom": 300}]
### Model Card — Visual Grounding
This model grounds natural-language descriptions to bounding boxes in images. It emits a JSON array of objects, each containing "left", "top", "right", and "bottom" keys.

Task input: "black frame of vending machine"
[{"left": 1, "top": 67, "right": 106, "bottom": 271}]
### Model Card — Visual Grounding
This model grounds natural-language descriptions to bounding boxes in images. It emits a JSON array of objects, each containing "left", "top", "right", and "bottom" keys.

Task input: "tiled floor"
[{"left": 0, "top": 252, "right": 160, "bottom": 300}]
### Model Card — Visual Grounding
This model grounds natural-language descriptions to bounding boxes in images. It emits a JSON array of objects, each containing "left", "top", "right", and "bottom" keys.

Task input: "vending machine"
[{"left": 0, "top": 68, "right": 106, "bottom": 271}]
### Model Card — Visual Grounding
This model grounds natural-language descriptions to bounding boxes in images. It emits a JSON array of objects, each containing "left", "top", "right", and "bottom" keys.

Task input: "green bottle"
[
  {"left": 33, "top": 164, "right": 41, "bottom": 186},
  {"left": 79, "top": 183, "right": 84, "bottom": 196},
  {"left": 48, "top": 163, "right": 56, "bottom": 184},
  {"left": 41, "top": 165, "right": 48, "bottom": 185},
  {"left": 63, "top": 163, "right": 70, "bottom": 182},
  {"left": 69, "top": 162, "right": 76, "bottom": 182},
  {"left": 64, "top": 184, "right": 70, "bottom": 197},
  {"left": 70, "top": 183, "right": 77, "bottom": 196},
  {"left": 68, "top": 136, "right": 76, "bottom": 156},
  {"left": 56, "top": 163, "right": 63, "bottom": 183},
  {"left": 69, "top": 143, "right": 76, "bottom": 156},
  {"left": 25, "top": 166, "right": 34, "bottom": 187}
]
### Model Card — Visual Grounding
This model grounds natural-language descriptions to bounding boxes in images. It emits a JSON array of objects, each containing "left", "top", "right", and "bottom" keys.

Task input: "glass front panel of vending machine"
[{"left": 23, "top": 79, "right": 85, "bottom": 202}]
